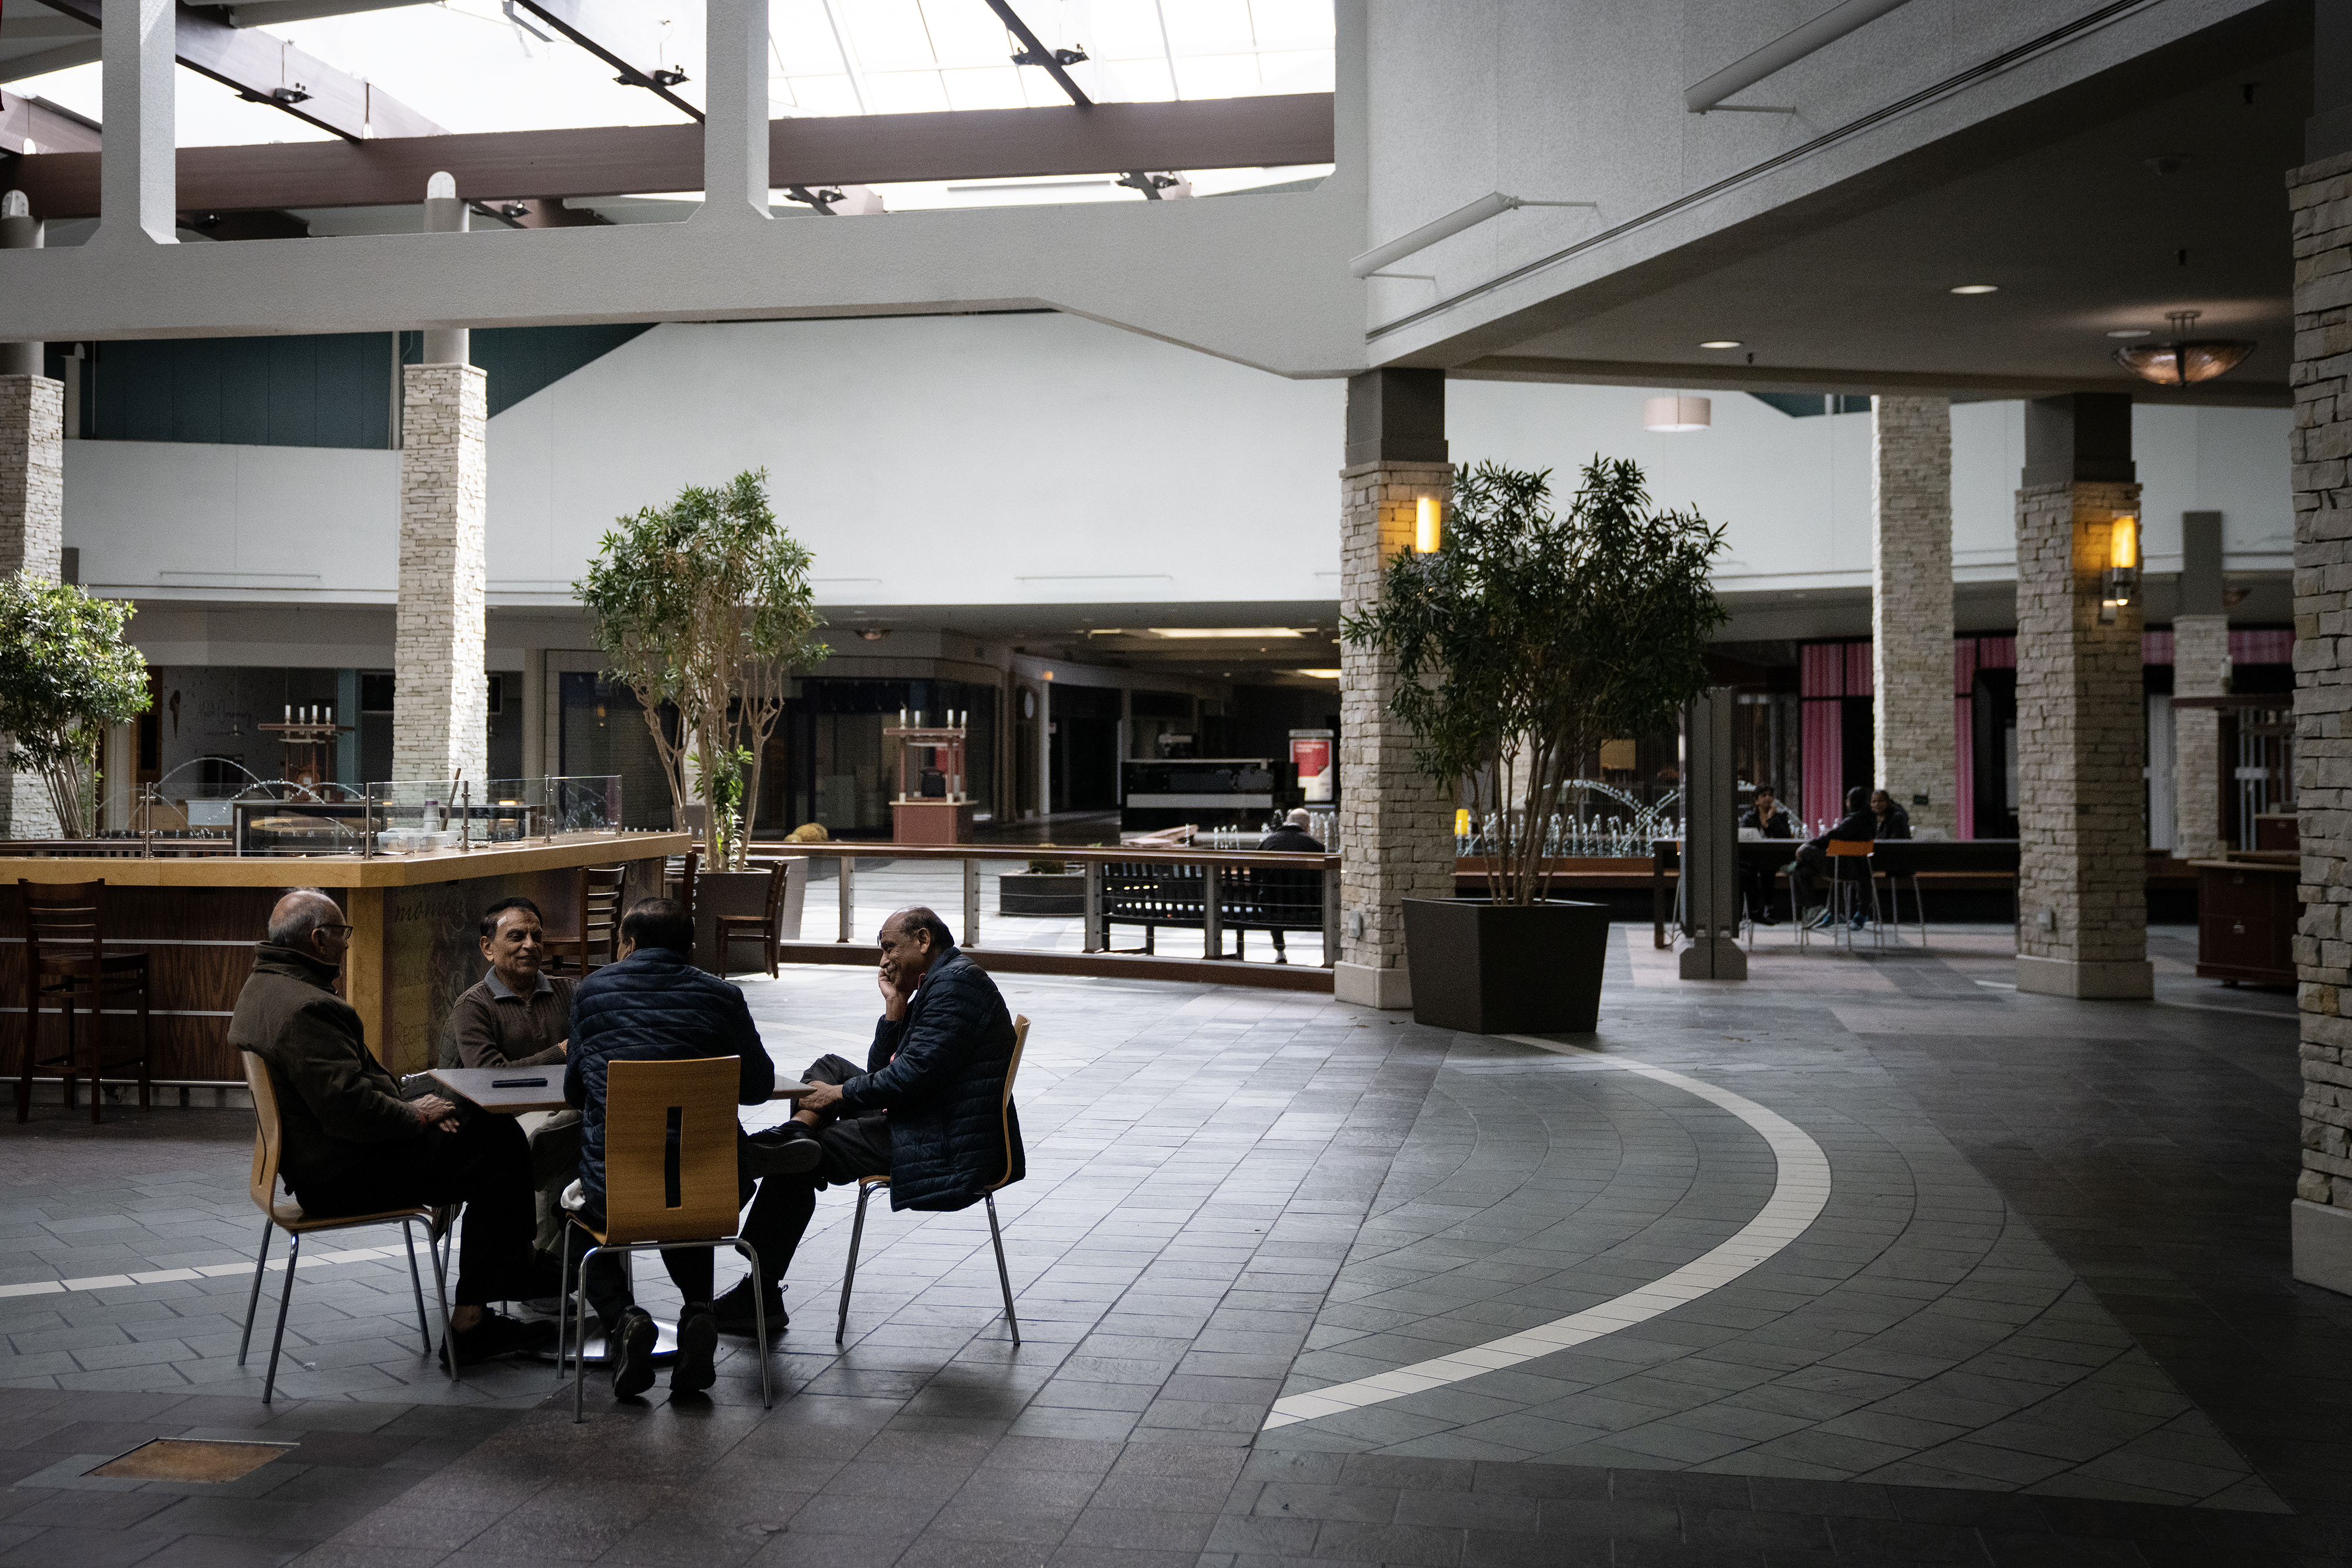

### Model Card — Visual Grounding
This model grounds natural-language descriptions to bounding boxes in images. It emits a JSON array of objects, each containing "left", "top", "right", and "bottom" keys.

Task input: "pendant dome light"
[{"left": 2112, "top": 310, "right": 2256, "bottom": 386}]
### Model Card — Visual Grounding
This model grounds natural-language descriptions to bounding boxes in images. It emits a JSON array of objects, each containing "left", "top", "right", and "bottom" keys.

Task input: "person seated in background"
[
  {"left": 1738, "top": 785, "right": 1796, "bottom": 925},
  {"left": 442, "top": 897, "right": 579, "bottom": 1268},
  {"left": 1254, "top": 808, "right": 1326, "bottom": 963},
  {"left": 230, "top": 888, "right": 553, "bottom": 1366},
  {"left": 563, "top": 898, "right": 818, "bottom": 1401},
  {"left": 725, "top": 905, "right": 1022, "bottom": 1332},
  {"left": 1787, "top": 786, "right": 1878, "bottom": 931},
  {"left": 1870, "top": 789, "right": 1913, "bottom": 841}
]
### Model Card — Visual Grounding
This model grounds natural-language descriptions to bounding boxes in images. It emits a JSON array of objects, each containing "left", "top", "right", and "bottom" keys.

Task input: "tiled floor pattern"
[{"left": 0, "top": 927, "right": 2347, "bottom": 1564}]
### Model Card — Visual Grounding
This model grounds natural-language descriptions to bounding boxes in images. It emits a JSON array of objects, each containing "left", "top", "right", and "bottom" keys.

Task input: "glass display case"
[{"left": 133, "top": 777, "right": 623, "bottom": 856}]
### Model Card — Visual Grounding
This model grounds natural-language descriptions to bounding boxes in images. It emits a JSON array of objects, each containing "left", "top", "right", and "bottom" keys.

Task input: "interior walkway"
[{"left": 0, "top": 927, "right": 2341, "bottom": 1566}]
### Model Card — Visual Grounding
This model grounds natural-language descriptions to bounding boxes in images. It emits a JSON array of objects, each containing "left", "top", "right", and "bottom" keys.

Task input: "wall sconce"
[
  {"left": 2099, "top": 511, "right": 2139, "bottom": 624},
  {"left": 1415, "top": 495, "right": 1442, "bottom": 554}
]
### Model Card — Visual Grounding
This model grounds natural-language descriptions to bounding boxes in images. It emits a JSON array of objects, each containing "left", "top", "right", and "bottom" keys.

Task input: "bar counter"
[{"left": 1, "top": 833, "right": 688, "bottom": 1084}]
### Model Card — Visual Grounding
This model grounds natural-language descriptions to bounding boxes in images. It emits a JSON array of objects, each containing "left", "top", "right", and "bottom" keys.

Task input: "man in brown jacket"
[
  {"left": 440, "top": 896, "right": 579, "bottom": 1261},
  {"left": 229, "top": 888, "right": 553, "bottom": 1365}
]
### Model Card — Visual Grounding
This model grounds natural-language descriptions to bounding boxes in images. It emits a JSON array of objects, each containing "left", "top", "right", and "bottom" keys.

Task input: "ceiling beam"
[
  {"left": 36, "top": 0, "right": 444, "bottom": 141},
  {"left": 0, "top": 91, "right": 102, "bottom": 152},
  {"left": 507, "top": 0, "right": 698, "bottom": 122},
  {"left": 0, "top": 93, "right": 1334, "bottom": 218}
]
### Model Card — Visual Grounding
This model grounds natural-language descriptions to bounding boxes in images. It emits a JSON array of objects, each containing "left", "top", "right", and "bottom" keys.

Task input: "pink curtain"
[{"left": 2232, "top": 629, "right": 2294, "bottom": 664}]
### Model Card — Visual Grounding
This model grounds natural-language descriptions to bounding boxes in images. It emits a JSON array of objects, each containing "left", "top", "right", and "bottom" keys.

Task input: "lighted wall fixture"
[
  {"left": 2099, "top": 511, "right": 2139, "bottom": 624},
  {"left": 1349, "top": 192, "right": 1600, "bottom": 279},
  {"left": 1643, "top": 395, "right": 1711, "bottom": 432},
  {"left": 2113, "top": 310, "right": 2255, "bottom": 386},
  {"left": 1415, "top": 495, "right": 1442, "bottom": 553}
]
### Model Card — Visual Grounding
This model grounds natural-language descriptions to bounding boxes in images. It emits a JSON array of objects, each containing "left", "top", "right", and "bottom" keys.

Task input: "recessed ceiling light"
[
  {"left": 1950, "top": 285, "right": 1999, "bottom": 295},
  {"left": 2106, "top": 328, "right": 2152, "bottom": 339},
  {"left": 1698, "top": 340, "right": 1742, "bottom": 349}
]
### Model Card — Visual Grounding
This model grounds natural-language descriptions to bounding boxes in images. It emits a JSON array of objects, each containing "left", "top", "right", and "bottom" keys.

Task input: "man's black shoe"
[
  {"left": 441, "top": 1310, "right": 555, "bottom": 1368},
  {"left": 711, "top": 1277, "right": 786, "bottom": 1336},
  {"left": 671, "top": 1306, "right": 718, "bottom": 1395},
  {"left": 610, "top": 1306, "right": 659, "bottom": 1399},
  {"left": 741, "top": 1123, "right": 823, "bottom": 1178}
]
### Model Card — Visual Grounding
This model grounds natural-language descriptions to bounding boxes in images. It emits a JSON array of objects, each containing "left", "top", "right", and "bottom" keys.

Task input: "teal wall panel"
[{"left": 88, "top": 322, "right": 653, "bottom": 449}]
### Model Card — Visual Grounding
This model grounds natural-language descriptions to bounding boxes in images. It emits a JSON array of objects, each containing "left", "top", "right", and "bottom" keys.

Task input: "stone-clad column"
[
  {"left": 2013, "top": 393, "right": 2150, "bottom": 999},
  {"left": 0, "top": 372, "right": 64, "bottom": 839},
  {"left": 1871, "top": 394, "right": 1956, "bottom": 836},
  {"left": 2171, "top": 617, "right": 2230, "bottom": 861},
  {"left": 393, "top": 362, "right": 489, "bottom": 789},
  {"left": 1336, "top": 369, "right": 1454, "bottom": 1010},
  {"left": 2288, "top": 144, "right": 2352, "bottom": 1291}
]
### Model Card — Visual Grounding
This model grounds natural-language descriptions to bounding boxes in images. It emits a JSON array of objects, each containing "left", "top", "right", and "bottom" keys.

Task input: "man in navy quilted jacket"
[
  {"left": 563, "top": 897, "right": 817, "bottom": 1400},
  {"left": 716, "top": 905, "right": 1022, "bottom": 1335}
]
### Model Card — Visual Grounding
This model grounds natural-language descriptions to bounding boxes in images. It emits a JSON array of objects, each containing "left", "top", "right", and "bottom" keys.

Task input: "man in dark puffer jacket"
[
  {"left": 563, "top": 898, "right": 816, "bottom": 1400},
  {"left": 716, "top": 905, "right": 1021, "bottom": 1333}
]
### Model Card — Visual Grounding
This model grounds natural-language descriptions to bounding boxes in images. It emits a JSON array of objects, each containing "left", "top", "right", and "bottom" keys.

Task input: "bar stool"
[
  {"left": 550, "top": 865, "right": 628, "bottom": 975},
  {"left": 15, "top": 880, "right": 151, "bottom": 1124}
]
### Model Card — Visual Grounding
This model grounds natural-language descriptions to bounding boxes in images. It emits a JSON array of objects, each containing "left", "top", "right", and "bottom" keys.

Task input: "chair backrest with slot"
[
  {"left": 20, "top": 878, "right": 106, "bottom": 972},
  {"left": 670, "top": 851, "right": 699, "bottom": 924},
  {"left": 987, "top": 1016, "right": 1030, "bottom": 1193},
  {"left": 240, "top": 1052, "right": 286, "bottom": 1218},
  {"left": 758, "top": 860, "right": 786, "bottom": 926},
  {"left": 583, "top": 865, "right": 629, "bottom": 966},
  {"left": 600, "top": 1055, "right": 742, "bottom": 1245}
]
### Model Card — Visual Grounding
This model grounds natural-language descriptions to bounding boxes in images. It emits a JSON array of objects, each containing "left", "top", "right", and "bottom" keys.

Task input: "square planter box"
[
  {"left": 999, "top": 872, "right": 1085, "bottom": 917},
  {"left": 1402, "top": 897, "right": 1612, "bottom": 1035}
]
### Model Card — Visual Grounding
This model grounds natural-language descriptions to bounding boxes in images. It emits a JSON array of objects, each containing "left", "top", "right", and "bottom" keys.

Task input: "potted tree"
[
  {"left": 0, "top": 572, "right": 151, "bottom": 840},
  {"left": 1344, "top": 459, "right": 1725, "bottom": 1033},
  {"left": 577, "top": 472, "right": 827, "bottom": 970}
]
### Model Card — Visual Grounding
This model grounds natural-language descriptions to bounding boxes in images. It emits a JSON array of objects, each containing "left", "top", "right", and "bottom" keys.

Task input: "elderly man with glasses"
[{"left": 229, "top": 887, "right": 556, "bottom": 1366}]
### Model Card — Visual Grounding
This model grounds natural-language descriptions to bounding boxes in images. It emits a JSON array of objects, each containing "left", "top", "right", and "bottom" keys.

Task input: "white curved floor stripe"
[{"left": 1262, "top": 1036, "right": 1834, "bottom": 1430}]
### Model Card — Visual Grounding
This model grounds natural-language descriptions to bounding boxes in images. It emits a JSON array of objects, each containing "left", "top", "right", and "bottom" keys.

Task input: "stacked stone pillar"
[
  {"left": 1335, "top": 369, "right": 1455, "bottom": 1009},
  {"left": 2171, "top": 616, "right": 2230, "bottom": 861},
  {"left": 392, "top": 362, "right": 489, "bottom": 789},
  {"left": 1870, "top": 394, "right": 1956, "bottom": 835},
  {"left": 0, "top": 372, "right": 64, "bottom": 839},
  {"left": 2288, "top": 145, "right": 2352, "bottom": 1291},
  {"left": 2013, "top": 394, "right": 2151, "bottom": 999}
]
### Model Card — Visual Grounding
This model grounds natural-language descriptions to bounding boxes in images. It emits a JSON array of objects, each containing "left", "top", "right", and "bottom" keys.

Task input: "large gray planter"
[
  {"left": 696, "top": 861, "right": 807, "bottom": 974},
  {"left": 1402, "top": 897, "right": 1611, "bottom": 1034},
  {"left": 999, "top": 872, "right": 1084, "bottom": 917}
]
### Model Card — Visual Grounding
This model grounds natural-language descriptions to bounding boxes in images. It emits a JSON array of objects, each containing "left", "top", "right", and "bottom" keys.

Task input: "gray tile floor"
[{"left": 0, "top": 925, "right": 2346, "bottom": 1565}]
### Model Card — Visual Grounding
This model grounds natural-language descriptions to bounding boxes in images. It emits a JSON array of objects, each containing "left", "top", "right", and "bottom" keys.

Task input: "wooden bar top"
[{"left": 0, "top": 833, "right": 691, "bottom": 888}]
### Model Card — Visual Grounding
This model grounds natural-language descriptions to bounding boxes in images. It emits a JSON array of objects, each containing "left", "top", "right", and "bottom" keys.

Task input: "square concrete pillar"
[
  {"left": 1871, "top": 394, "right": 1956, "bottom": 837},
  {"left": 0, "top": 374, "right": 64, "bottom": 839},
  {"left": 394, "top": 362, "right": 489, "bottom": 790},
  {"left": 2289, "top": 146, "right": 2352, "bottom": 1292},
  {"left": 1336, "top": 370, "right": 1455, "bottom": 1010},
  {"left": 2013, "top": 394, "right": 2150, "bottom": 1000}
]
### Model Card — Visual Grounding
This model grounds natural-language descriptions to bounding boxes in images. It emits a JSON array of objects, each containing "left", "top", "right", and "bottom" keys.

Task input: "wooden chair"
[
  {"left": 15, "top": 879, "right": 151, "bottom": 1124},
  {"left": 556, "top": 1055, "right": 774, "bottom": 1420},
  {"left": 836, "top": 1015, "right": 1028, "bottom": 1346},
  {"left": 550, "top": 865, "right": 629, "bottom": 974},
  {"left": 716, "top": 860, "right": 787, "bottom": 978},
  {"left": 666, "top": 850, "right": 699, "bottom": 928},
  {"left": 235, "top": 1052, "right": 452, "bottom": 1403},
  {"left": 1801, "top": 840, "right": 1883, "bottom": 954}
]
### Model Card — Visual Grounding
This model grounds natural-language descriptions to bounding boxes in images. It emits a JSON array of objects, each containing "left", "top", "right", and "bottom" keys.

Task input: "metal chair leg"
[
  {"left": 731, "top": 1239, "right": 773, "bottom": 1409},
  {"left": 553, "top": 1223, "right": 575, "bottom": 1390},
  {"left": 401, "top": 1219, "right": 432, "bottom": 1355},
  {"left": 985, "top": 1194, "right": 1019, "bottom": 1347},
  {"left": 574, "top": 1242, "right": 601, "bottom": 1423},
  {"left": 836, "top": 1182, "right": 875, "bottom": 1344},
  {"left": 262, "top": 1232, "right": 302, "bottom": 1403},
  {"left": 422, "top": 1222, "right": 455, "bottom": 1381},
  {"left": 236, "top": 1216, "right": 274, "bottom": 1365}
]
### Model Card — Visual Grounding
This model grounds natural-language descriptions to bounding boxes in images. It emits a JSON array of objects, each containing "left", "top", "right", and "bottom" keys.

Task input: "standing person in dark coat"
[
  {"left": 229, "top": 888, "right": 553, "bottom": 1366},
  {"left": 562, "top": 897, "right": 816, "bottom": 1400},
  {"left": 1788, "top": 786, "right": 1877, "bottom": 930},
  {"left": 1254, "top": 808, "right": 1325, "bottom": 962},
  {"left": 1738, "top": 785, "right": 1796, "bottom": 925},
  {"left": 729, "top": 905, "right": 1022, "bottom": 1334}
]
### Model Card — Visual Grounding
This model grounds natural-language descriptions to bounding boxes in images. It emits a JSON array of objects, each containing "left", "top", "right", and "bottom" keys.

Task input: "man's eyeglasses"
[{"left": 315, "top": 923, "right": 355, "bottom": 937}]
